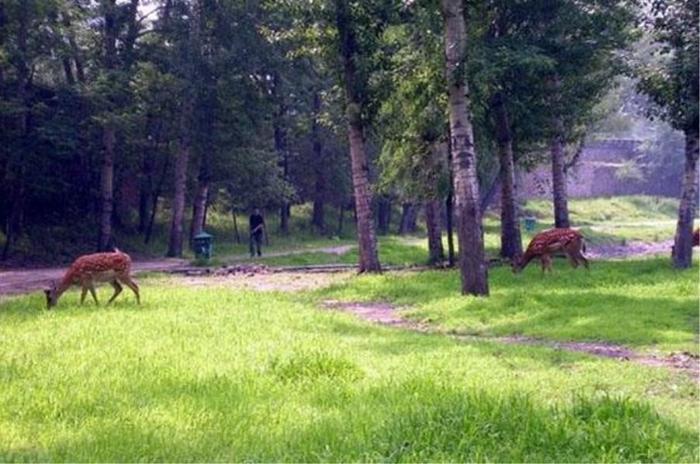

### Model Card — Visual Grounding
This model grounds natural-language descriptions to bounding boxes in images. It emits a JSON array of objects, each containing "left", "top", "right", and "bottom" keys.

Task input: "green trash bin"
[
  {"left": 523, "top": 216, "right": 537, "bottom": 233},
  {"left": 193, "top": 231, "right": 214, "bottom": 260}
]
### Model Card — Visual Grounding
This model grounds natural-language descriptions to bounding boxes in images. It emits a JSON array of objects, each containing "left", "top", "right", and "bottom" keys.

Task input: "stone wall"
[{"left": 519, "top": 139, "right": 681, "bottom": 199}]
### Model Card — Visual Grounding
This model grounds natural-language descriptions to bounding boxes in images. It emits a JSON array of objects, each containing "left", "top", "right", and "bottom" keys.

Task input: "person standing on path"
[{"left": 249, "top": 208, "right": 266, "bottom": 257}]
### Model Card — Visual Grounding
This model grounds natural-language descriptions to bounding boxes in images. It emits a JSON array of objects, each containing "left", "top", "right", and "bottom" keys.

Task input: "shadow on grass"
[{"left": 275, "top": 380, "right": 698, "bottom": 462}]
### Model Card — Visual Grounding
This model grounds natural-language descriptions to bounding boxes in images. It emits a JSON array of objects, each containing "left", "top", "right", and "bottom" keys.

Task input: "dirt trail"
[
  {"left": 0, "top": 245, "right": 355, "bottom": 297},
  {"left": 0, "top": 239, "right": 675, "bottom": 297},
  {"left": 0, "top": 258, "right": 187, "bottom": 297},
  {"left": 322, "top": 300, "right": 700, "bottom": 378},
  {"left": 586, "top": 240, "right": 674, "bottom": 260}
]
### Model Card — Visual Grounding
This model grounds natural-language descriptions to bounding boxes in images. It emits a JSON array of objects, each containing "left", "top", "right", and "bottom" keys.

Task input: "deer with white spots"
[
  {"left": 512, "top": 228, "right": 589, "bottom": 273},
  {"left": 44, "top": 249, "right": 140, "bottom": 309}
]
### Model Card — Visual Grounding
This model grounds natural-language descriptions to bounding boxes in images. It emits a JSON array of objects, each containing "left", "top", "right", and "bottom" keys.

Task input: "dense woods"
[{"left": 0, "top": 0, "right": 697, "bottom": 292}]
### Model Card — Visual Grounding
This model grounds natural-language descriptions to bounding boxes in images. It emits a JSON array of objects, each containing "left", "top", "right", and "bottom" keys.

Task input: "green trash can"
[
  {"left": 193, "top": 231, "right": 214, "bottom": 260},
  {"left": 523, "top": 216, "right": 537, "bottom": 233}
]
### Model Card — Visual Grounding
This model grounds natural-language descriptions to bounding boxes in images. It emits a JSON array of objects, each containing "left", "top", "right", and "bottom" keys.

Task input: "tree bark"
[
  {"left": 190, "top": 181, "right": 209, "bottom": 239},
  {"left": 398, "top": 203, "right": 418, "bottom": 234},
  {"left": 167, "top": 0, "right": 200, "bottom": 257},
  {"left": 272, "top": 74, "right": 290, "bottom": 235},
  {"left": 441, "top": 0, "right": 489, "bottom": 295},
  {"left": 2, "top": 2, "right": 29, "bottom": 259},
  {"left": 98, "top": 127, "right": 115, "bottom": 250},
  {"left": 98, "top": 0, "right": 117, "bottom": 251},
  {"left": 311, "top": 93, "right": 325, "bottom": 233},
  {"left": 145, "top": 153, "right": 169, "bottom": 244},
  {"left": 232, "top": 210, "right": 241, "bottom": 243},
  {"left": 376, "top": 196, "right": 392, "bottom": 235},
  {"left": 337, "top": 203, "right": 345, "bottom": 236},
  {"left": 445, "top": 192, "right": 455, "bottom": 266},
  {"left": 671, "top": 129, "right": 699, "bottom": 268},
  {"left": 550, "top": 76, "right": 570, "bottom": 228},
  {"left": 425, "top": 200, "right": 445, "bottom": 265},
  {"left": 335, "top": 0, "right": 380, "bottom": 272},
  {"left": 491, "top": 92, "right": 523, "bottom": 259}
]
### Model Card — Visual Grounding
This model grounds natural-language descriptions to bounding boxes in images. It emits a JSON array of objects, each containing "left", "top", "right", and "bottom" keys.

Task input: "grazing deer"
[
  {"left": 512, "top": 228, "right": 589, "bottom": 274},
  {"left": 44, "top": 249, "right": 140, "bottom": 309}
]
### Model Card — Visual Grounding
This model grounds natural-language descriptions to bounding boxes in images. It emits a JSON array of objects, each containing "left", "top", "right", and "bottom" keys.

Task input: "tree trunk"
[
  {"left": 671, "top": 130, "right": 699, "bottom": 268},
  {"left": 491, "top": 92, "right": 523, "bottom": 259},
  {"left": 311, "top": 93, "right": 325, "bottom": 233},
  {"left": 550, "top": 77, "right": 570, "bottom": 228},
  {"left": 167, "top": 136, "right": 190, "bottom": 256},
  {"left": 98, "top": 0, "right": 118, "bottom": 251},
  {"left": 2, "top": 2, "right": 29, "bottom": 260},
  {"left": 398, "top": 203, "right": 418, "bottom": 234},
  {"left": 167, "top": 0, "right": 200, "bottom": 257},
  {"left": 190, "top": 181, "right": 209, "bottom": 239},
  {"left": 98, "top": 127, "right": 115, "bottom": 250},
  {"left": 445, "top": 192, "right": 455, "bottom": 267},
  {"left": 138, "top": 136, "right": 157, "bottom": 234},
  {"left": 425, "top": 200, "right": 445, "bottom": 265},
  {"left": 335, "top": 0, "right": 380, "bottom": 273},
  {"left": 232, "top": 210, "right": 241, "bottom": 244},
  {"left": 273, "top": 74, "right": 290, "bottom": 236},
  {"left": 337, "top": 203, "right": 345, "bottom": 236},
  {"left": 144, "top": 154, "right": 169, "bottom": 244},
  {"left": 441, "top": 0, "right": 489, "bottom": 296},
  {"left": 376, "top": 196, "right": 392, "bottom": 235}
]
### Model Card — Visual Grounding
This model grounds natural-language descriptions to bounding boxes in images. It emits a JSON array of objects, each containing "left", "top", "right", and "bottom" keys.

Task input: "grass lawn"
[
  {"left": 320, "top": 258, "right": 699, "bottom": 355},
  {"left": 0, "top": 259, "right": 698, "bottom": 462}
]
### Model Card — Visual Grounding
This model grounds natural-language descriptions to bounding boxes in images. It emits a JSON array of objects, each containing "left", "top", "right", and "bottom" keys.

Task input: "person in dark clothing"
[{"left": 249, "top": 208, "right": 265, "bottom": 257}]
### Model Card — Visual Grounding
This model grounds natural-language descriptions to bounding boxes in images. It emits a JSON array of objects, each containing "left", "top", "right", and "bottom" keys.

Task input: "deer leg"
[
  {"left": 88, "top": 284, "right": 99, "bottom": 305},
  {"left": 119, "top": 275, "right": 140, "bottom": 304},
  {"left": 108, "top": 280, "right": 123, "bottom": 304},
  {"left": 576, "top": 251, "right": 590, "bottom": 270},
  {"left": 542, "top": 255, "right": 553, "bottom": 273},
  {"left": 566, "top": 252, "right": 579, "bottom": 269},
  {"left": 80, "top": 286, "right": 88, "bottom": 304}
]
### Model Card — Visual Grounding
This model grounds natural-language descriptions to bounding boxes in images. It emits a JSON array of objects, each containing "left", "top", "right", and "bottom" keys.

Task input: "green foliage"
[{"left": 636, "top": 0, "right": 699, "bottom": 134}]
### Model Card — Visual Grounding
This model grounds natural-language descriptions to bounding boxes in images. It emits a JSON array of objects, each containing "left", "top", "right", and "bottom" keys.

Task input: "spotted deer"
[
  {"left": 44, "top": 249, "right": 140, "bottom": 309},
  {"left": 512, "top": 228, "right": 589, "bottom": 273}
]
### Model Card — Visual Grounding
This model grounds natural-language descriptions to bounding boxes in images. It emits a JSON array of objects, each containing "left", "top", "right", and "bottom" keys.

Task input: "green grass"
[
  {"left": 0, "top": 265, "right": 698, "bottom": 461},
  {"left": 320, "top": 258, "right": 699, "bottom": 355}
]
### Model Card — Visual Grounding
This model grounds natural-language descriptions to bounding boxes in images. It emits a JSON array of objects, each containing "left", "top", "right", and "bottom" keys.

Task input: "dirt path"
[
  {"left": 322, "top": 300, "right": 700, "bottom": 378},
  {"left": 0, "top": 258, "right": 187, "bottom": 297},
  {"left": 0, "top": 239, "right": 675, "bottom": 297},
  {"left": 228, "top": 244, "right": 354, "bottom": 261},
  {"left": 0, "top": 245, "right": 355, "bottom": 297},
  {"left": 587, "top": 240, "right": 674, "bottom": 260}
]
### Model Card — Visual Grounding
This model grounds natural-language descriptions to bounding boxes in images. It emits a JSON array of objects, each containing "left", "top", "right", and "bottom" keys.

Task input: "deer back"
[
  {"left": 524, "top": 228, "right": 582, "bottom": 258},
  {"left": 63, "top": 251, "right": 132, "bottom": 284}
]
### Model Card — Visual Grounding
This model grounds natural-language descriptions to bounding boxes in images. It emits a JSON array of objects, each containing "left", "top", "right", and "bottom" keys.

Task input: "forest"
[{"left": 1, "top": 0, "right": 696, "bottom": 291}]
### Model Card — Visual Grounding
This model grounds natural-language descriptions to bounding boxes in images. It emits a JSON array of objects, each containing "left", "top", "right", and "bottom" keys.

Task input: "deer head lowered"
[
  {"left": 44, "top": 249, "right": 140, "bottom": 309},
  {"left": 512, "top": 228, "right": 589, "bottom": 274}
]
